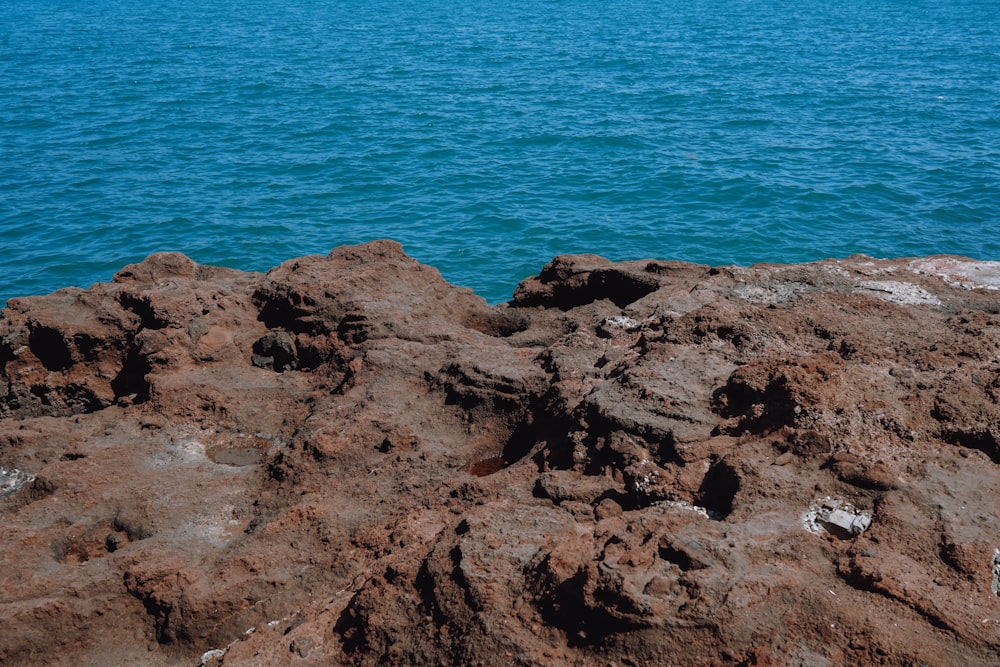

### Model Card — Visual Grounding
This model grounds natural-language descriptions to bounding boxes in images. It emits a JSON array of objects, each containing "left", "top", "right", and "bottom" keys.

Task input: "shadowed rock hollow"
[{"left": 2, "top": 241, "right": 1000, "bottom": 666}]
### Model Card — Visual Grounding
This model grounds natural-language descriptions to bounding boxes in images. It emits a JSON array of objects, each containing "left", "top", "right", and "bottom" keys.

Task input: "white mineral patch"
[
  {"left": 658, "top": 500, "right": 723, "bottom": 521},
  {"left": 854, "top": 281, "right": 941, "bottom": 306},
  {"left": 733, "top": 282, "right": 812, "bottom": 304},
  {"left": 147, "top": 429, "right": 215, "bottom": 468},
  {"left": 909, "top": 258, "right": 1000, "bottom": 291},
  {"left": 179, "top": 439, "right": 208, "bottom": 460},
  {"left": 824, "top": 265, "right": 851, "bottom": 278},
  {"left": 0, "top": 466, "right": 35, "bottom": 499},
  {"left": 603, "top": 315, "right": 640, "bottom": 329},
  {"left": 170, "top": 503, "right": 242, "bottom": 546},
  {"left": 148, "top": 439, "right": 206, "bottom": 468},
  {"left": 733, "top": 284, "right": 775, "bottom": 303}
]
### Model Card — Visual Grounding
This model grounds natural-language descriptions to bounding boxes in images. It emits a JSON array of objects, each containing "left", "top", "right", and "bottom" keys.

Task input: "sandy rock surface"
[{"left": 2, "top": 240, "right": 1000, "bottom": 665}]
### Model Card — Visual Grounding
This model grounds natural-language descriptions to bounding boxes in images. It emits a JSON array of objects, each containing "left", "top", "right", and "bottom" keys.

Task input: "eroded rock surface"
[{"left": 2, "top": 241, "right": 1000, "bottom": 665}]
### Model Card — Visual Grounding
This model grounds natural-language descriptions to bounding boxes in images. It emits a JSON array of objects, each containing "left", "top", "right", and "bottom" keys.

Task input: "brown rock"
[{"left": 2, "top": 245, "right": 1000, "bottom": 666}]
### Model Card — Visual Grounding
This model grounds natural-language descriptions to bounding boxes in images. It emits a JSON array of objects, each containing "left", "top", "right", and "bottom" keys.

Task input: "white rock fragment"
[
  {"left": 803, "top": 497, "right": 872, "bottom": 537},
  {"left": 854, "top": 281, "right": 941, "bottom": 306},
  {"left": 197, "top": 625, "right": 259, "bottom": 665},
  {"left": 199, "top": 648, "right": 226, "bottom": 666},
  {"left": 0, "top": 467, "right": 35, "bottom": 500},
  {"left": 825, "top": 508, "right": 872, "bottom": 536},
  {"left": 992, "top": 549, "right": 1000, "bottom": 597},
  {"left": 596, "top": 315, "right": 643, "bottom": 338}
]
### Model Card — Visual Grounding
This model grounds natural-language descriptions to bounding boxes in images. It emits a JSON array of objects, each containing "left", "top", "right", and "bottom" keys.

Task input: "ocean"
[{"left": 2, "top": 0, "right": 998, "bottom": 306}]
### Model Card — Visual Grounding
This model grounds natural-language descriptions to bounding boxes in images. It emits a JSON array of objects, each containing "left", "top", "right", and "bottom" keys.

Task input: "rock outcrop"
[{"left": 2, "top": 241, "right": 1000, "bottom": 665}]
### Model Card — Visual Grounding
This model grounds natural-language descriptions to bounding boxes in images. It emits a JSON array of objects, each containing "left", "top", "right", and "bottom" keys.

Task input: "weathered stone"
[{"left": 2, "top": 245, "right": 1000, "bottom": 666}]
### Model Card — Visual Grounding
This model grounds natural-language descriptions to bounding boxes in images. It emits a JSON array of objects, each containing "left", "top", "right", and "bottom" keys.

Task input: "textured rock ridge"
[{"left": 2, "top": 242, "right": 1000, "bottom": 666}]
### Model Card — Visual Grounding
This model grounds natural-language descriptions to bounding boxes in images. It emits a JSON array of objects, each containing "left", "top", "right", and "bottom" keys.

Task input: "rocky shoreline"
[{"left": 2, "top": 241, "right": 1000, "bottom": 665}]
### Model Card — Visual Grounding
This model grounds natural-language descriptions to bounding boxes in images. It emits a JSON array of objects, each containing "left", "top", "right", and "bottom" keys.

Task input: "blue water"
[{"left": 2, "top": 0, "right": 998, "bottom": 306}]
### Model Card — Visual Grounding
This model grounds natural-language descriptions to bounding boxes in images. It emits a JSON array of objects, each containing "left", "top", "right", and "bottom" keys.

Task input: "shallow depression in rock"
[{"left": 207, "top": 446, "right": 263, "bottom": 467}]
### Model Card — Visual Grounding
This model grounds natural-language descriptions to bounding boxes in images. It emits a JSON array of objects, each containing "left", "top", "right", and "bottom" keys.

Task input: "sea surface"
[{"left": 2, "top": 0, "right": 998, "bottom": 306}]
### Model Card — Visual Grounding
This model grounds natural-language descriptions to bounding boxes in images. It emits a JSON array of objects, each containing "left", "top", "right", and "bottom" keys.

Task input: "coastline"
[{"left": 3, "top": 241, "right": 1000, "bottom": 665}]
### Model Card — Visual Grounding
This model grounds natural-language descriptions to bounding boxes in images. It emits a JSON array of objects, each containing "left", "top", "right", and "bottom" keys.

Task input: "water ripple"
[{"left": 2, "top": 0, "right": 998, "bottom": 305}]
